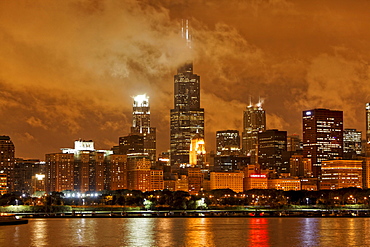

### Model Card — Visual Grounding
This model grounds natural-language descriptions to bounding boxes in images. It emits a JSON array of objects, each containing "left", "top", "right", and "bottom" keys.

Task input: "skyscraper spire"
[{"left": 181, "top": 19, "right": 192, "bottom": 49}]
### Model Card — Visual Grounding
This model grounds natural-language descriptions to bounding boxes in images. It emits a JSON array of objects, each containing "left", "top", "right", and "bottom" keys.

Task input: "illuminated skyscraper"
[
  {"left": 130, "top": 94, "right": 156, "bottom": 162},
  {"left": 302, "top": 109, "right": 343, "bottom": 177},
  {"left": 343, "top": 129, "right": 362, "bottom": 159},
  {"left": 170, "top": 62, "right": 204, "bottom": 166},
  {"left": 0, "top": 136, "right": 15, "bottom": 191},
  {"left": 366, "top": 103, "right": 370, "bottom": 143},
  {"left": 242, "top": 103, "right": 266, "bottom": 163}
]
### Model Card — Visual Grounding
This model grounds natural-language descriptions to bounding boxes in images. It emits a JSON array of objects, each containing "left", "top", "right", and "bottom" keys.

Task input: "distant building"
[
  {"left": 268, "top": 178, "right": 301, "bottom": 191},
  {"left": 303, "top": 109, "right": 343, "bottom": 177},
  {"left": 216, "top": 130, "right": 241, "bottom": 156},
  {"left": 366, "top": 103, "right": 370, "bottom": 143},
  {"left": 170, "top": 62, "right": 204, "bottom": 166},
  {"left": 130, "top": 94, "right": 156, "bottom": 163},
  {"left": 0, "top": 135, "right": 15, "bottom": 191},
  {"left": 0, "top": 171, "right": 7, "bottom": 195},
  {"left": 107, "top": 154, "right": 127, "bottom": 190},
  {"left": 119, "top": 134, "right": 144, "bottom": 155},
  {"left": 187, "top": 167, "right": 203, "bottom": 194},
  {"left": 242, "top": 103, "right": 266, "bottom": 163},
  {"left": 290, "top": 154, "right": 312, "bottom": 178},
  {"left": 244, "top": 174, "right": 268, "bottom": 190},
  {"left": 213, "top": 156, "right": 249, "bottom": 172},
  {"left": 150, "top": 170, "right": 164, "bottom": 191},
  {"left": 287, "top": 134, "right": 301, "bottom": 152},
  {"left": 320, "top": 160, "right": 362, "bottom": 190},
  {"left": 258, "top": 129, "right": 288, "bottom": 173},
  {"left": 13, "top": 159, "right": 44, "bottom": 194},
  {"left": 343, "top": 129, "right": 362, "bottom": 159},
  {"left": 127, "top": 154, "right": 151, "bottom": 191},
  {"left": 210, "top": 172, "right": 244, "bottom": 193},
  {"left": 46, "top": 140, "right": 113, "bottom": 193}
]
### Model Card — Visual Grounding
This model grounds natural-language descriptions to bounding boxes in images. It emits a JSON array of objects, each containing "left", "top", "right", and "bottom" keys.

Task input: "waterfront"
[{"left": 1, "top": 218, "right": 370, "bottom": 246}]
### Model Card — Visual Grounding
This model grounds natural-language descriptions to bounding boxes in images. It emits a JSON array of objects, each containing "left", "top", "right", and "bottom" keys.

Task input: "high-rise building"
[
  {"left": 0, "top": 136, "right": 15, "bottom": 191},
  {"left": 130, "top": 94, "right": 156, "bottom": 162},
  {"left": 366, "top": 103, "right": 370, "bottom": 143},
  {"left": 242, "top": 103, "right": 266, "bottom": 163},
  {"left": 257, "top": 129, "right": 288, "bottom": 173},
  {"left": 13, "top": 159, "right": 44, "bottom": 194},
  {"left": 46, "top": 140, "right": 113, "bottom": 193},
  {"left": 302, "top": 109, "right": 343, "bottom": 177},
  {"left": 170, "top": 62, "right": 204, "bottom": 166},
  {"left": 216, "top": 130, "right": 241, "bottom": 156},
  {"left": 119, "top": 134, "right": 144, "bottom": 155},
  {"left": 343, "top": 129, "right": 362, "bottom": 159}
]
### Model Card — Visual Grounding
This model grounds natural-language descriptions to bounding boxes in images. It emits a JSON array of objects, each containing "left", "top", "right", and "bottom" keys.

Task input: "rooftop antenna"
[{"left": 182, "top": 19, "right": 192, "bottom": 49}]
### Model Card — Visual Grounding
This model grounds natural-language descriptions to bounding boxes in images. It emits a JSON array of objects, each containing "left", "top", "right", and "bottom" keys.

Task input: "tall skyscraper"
[
  {"left": 170, "top": 62, "right": 204, "bottom": 166},
  {"left": 366, "top": 103, "right": 370, "bottom": 143},
  {"left": 130, "top": 94, "right": 156, "bottom": 162},
  {"left": 302, "top": 108, "right": 343, "bottom": 177},
  {"left": 242, "top": 103, "right": 266, "bottom": 163},
  {"left": 0, "top": 136, "right": 15, "bottom": 191}
]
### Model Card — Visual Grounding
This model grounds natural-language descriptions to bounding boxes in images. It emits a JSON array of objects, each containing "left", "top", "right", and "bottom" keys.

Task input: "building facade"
[
  {"left": 216, "top": 130, "right": 241, "bottom": 156},
  {"left": 258, "top": 129, "right": 288, "bottom": 173},
  {"left": 242, "top": 103, "right": 266, "bottom": 163},
  {"left": 0, "top": 136, "right": 15, "bottom": 191},
  {"left": 320, "top": 160, "right": 362, "bottom": 190},
  {"left": 343, "top": 129, "right": 362, "bottom": 159},
  {"left": 210, "top": 172, "right": 244, "bottom": 193},
  {"left": 302, "top": 109, "right": 343, "bottom": 177},
  {"left": 130, "top": 94, "right": 156, "bottom": 162},
  {"left": 170, "top": 62, "right": 204, "bottom": 166}
]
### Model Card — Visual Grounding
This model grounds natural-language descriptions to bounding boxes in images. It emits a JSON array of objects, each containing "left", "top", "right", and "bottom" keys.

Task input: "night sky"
[{"left": 1, "top": 0, "right": 370, "bottom": 159}]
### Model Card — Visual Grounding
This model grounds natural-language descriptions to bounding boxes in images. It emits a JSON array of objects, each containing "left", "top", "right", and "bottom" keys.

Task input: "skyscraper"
[
  {"left": 170, "top": 62, "right": 204, "bottom": 166},
  {"left": 302, "top": 108, "right": 343, "bottom": 177},
  {"left": 343, "top": 128, "right": 362, "bottom": 159},
  {"left": 242, "top": 103, "right": 266, "bottom": 163},
  {"left": 130, "top": 94, "right": 156, "bottom": 162},
  {"left": 216, "top": 130, "right": 241, "bottom": 156},
  {"left": 257, "top": 129, "right": 288, "bottom": 173},
  {"left": 366, "top": 103, "right": 370, "bottom": 143},
  {"left": 0, "top": 136, "right": 15, "bottom": 191}
]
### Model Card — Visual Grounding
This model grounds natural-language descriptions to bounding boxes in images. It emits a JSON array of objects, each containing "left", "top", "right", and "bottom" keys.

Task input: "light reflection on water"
[{"left": 1, "top": 217, "right": 370, "bottom": 246}]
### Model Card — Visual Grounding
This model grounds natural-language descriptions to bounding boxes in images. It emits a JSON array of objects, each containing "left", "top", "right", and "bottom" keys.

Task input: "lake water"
[{"left": 1, "top": 217, "right": 370, "bottom": 246}]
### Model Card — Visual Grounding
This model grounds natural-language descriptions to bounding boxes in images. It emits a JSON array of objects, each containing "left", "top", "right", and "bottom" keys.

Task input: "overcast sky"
[{"left": 1, "top": 0, "right": 370, "bottom": 159}]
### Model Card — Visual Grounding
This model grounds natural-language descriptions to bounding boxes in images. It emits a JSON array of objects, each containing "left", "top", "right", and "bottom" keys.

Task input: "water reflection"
[
  {"left": 123, "top": 218, "right": 156, "bottom": 246},
  {"left": 247, "top": 218, "right": 269, "bottom": 246},
  {"left": 185, "top": 218, "right": 214, "bottom": 246},
  {"left": 299, "top": 218, "right": 320, "bottom": 246},
  {"left": 31, "top": 219, "right": 48, "bottom": 246}
]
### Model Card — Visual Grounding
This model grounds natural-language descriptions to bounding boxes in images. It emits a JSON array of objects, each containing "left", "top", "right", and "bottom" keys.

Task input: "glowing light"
[
  {"left": 35, "top": 174, "right": 45, "bottom": 180},
  {"left": 133, "top": 94, "right": 149, "bottom": 107},
  {"left": 306, "top": 111, "right": 312, "bottom": 116},
  {"left": 250, "top": 174, "right": 267, "bottom": 178}
]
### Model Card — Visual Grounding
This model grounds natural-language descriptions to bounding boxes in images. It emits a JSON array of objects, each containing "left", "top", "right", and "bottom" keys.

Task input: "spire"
[{"left": 182, "top": 19, "right": 192, "bottom": 49}]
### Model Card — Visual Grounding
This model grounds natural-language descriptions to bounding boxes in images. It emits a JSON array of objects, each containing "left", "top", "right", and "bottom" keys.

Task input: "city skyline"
[{"left": 1, "top": 1, "right": 370, "bottom": 159}]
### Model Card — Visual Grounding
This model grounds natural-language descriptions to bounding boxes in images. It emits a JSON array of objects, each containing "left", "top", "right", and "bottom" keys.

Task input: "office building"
[
  {"left": 189, "top": 134, "right": 206, "bottom": 167},
  {"left": 130, "top": 94, "right": 156, "bottom": 162},
  {"left": 303, "top": 109, "right": 343, "bottom": 177},
  {"left": 320, "top": 160, "right": 363, "bottom": 190},
  {"left": 210, "top": 171, "right": 244, "bottom": 193},
  {"left": 13, "top": 159, "right": 44, "bottom": 194},
  {"left": 0, "top": 135, "right": 15, "bottom": 191},
  {"left": 127, "top": 154, "right": 151, "bottom": 191},
  {"left": 242, "top": 103, "right": 266, "bottom": 163},
  {"left": 367, "top": 103, "right": 370, "bottom": 143},
  {"left": 343, "top": 129, "right": 362, "bottom": 159},
  {"left": 258, "top": 129, "right": 288, "bottom": 173},
  {"left": 216, "top": 130, "right": 241, "bottom": 156}
]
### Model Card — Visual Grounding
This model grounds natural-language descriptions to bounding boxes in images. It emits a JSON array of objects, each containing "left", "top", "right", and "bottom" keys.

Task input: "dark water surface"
[{"left": 1, "top": 217, "right": 370, "bottom": 246}]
